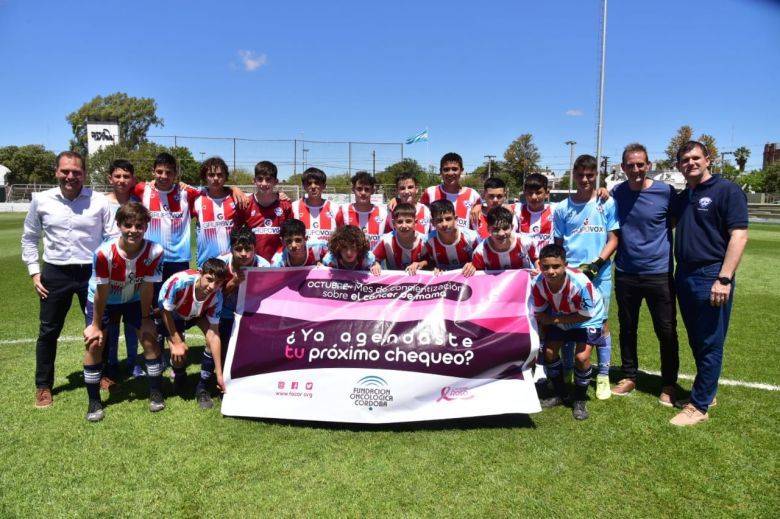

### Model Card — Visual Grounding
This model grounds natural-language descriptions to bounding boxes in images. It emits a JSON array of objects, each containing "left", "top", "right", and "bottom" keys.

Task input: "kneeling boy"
[
  {"left": 531, "top": 244, "right": 606, "bottom": 421},
  {"left": 425, "top": 199, "right": 479, "bottom": 275},
  {"left": 373, "top": 203, "right": 429, "bottom": 275},
  {"left": 271, "top": 219, "right": 329, "bottom": 267},
  {"left": 157, "top": 259, "right": 228, "bottom": 409}
]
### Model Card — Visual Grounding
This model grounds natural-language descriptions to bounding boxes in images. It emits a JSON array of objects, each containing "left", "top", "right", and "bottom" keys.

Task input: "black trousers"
[
  {"left": 614, "top": 271, "right": 679, "bottom": 386},
  {"left": 35, "top": 263, "right": 92, "bottom": 389}
]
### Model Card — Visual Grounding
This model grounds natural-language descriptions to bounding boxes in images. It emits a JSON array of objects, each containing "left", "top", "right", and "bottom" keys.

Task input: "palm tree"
[{"left": 734, "top": 146, "right": 751, "bottom": 173}]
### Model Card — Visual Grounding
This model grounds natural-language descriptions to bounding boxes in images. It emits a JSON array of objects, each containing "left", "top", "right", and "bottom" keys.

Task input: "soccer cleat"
[
  {"left": 670, "top": 403, "right": 709, "bottom": 426},
  {"left": 35, "top": 388, "right": 53, "bottom": 408},
  {"left": 596, "top": 375, "right": 611, "bottom": 400},
  {"left": 196, "top": 389, "right": 214, "bottom": 410},
  {"left": 572, "top": 400, "right": 589, "bottom": 420},
  {"left": 149, "top": 390, "right": 166, "bottom": 412},
  {"left": 611, "top": 378, "right": 636, "bottom": 396},
  {"left": 86, "top": 399, "right": 104, "bottom": 422}
]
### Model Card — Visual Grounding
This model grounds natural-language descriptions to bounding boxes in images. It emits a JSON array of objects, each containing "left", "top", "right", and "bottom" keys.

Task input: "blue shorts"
[
  {"left": 546, "top": 325, "right": 607, "bottom": 348},
  {"left": 155, "top": 303, "right": 204, "bottom": 338},
  {"left": 85, "top": 300, "right": 142, "bottom": 330}
]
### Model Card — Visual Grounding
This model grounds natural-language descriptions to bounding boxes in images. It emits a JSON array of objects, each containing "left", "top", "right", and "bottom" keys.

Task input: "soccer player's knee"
[{"left": 574, "top": 349, "right": 591, "bottom": 366}]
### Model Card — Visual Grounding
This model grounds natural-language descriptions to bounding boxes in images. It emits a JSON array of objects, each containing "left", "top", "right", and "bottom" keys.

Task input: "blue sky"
[{"left": 1, "top": 0, "right": 778, "bottom": 178}]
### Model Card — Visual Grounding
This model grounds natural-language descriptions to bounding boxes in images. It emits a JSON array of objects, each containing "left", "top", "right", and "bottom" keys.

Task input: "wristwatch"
[{"left": 717, "top": 276, "right": 732, "bottom": 285}]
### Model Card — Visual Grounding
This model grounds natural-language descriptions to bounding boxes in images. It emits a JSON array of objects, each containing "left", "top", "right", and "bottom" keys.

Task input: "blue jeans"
[{"left": 675, "top": 263, "right": 734, "bottom": 412}]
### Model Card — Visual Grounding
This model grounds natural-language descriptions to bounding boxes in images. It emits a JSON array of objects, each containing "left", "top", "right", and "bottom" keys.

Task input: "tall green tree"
[
  {"left": 66, "top": 93, "right": 164, "bottom": 155},
  {"left": 664, "top": 125, "right": 719, "bottom": 165},
  {"left": 734, "top": 146, "right": 751, "bottom": 172},
  {"left": 377, "top": 158, "right": 427, "bottom": 186},
  {"left": 0, "top": 145, "right": 57, "bottom": 184},
  {"left": 664, "top": 125, "right": 693, "bottom": 164},
  {"left": 503, "top": 134, "right": 540, "bottom": 186}
]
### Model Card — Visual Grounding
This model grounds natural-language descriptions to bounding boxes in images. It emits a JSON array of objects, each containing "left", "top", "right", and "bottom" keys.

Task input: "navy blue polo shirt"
[
  {"left": 612, "top": 180, "right": 674, "bottom": 275},
  {"left": 672, "top": 175, "right": 748, "bottom": 267}
]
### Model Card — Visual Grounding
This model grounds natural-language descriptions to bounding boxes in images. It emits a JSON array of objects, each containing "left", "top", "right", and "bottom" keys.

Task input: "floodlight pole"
[
  {"left": 595, "top": 0, "right": 608, "bottom": 190},
  {"left": 484, "top": 155, "right": 495, "bottom": 178}
]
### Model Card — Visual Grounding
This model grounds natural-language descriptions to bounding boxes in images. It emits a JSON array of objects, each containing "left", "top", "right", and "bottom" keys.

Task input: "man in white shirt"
[{"left": 21, "top": 151, "right": 113, "bottom": 409}]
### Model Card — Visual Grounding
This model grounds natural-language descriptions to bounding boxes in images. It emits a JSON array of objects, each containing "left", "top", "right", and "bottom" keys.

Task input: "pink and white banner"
[{"left": 221, "top": 267, "right": 541, "bottom": 423}]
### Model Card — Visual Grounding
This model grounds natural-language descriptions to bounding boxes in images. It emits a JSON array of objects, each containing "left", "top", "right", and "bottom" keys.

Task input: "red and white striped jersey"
[
  {"left": 234, "top": 196, "right": 293, "bottom": 262},
  {"left": 292, "top": 199, "right": 339, "bottom": 241},
  {"left": 384, "top": 202, "right": 432, "bottom": 235},
  {"left": 424, "top": 229, "right": 479, "bottom": 270},
  {"left": 335, "top": 204, "right": 389, "bottom": 249},
  {"left": 88, "top": 238, "right": 164, "bottom": 304},
  {"left": 420, "top": 185, "right": 482, "bottom": 230},
  {"left": 159, "top": 269, "right": 223, "bottom": 325},
  {"left": 470, "top": 209, "right": 520, "bottom": 239},
  {"left": 193, "top": 193, "right": 237, "bottom": 267},
  {"left": 133, "top": 182, "right": 201, "bottom": 263},
  {"left": 372, "top": 231, "right": 428, "bottom": 270},
  {"left": 471, "top": 235, "right": 531, "bottom": 271},
  {"left": 512, "top": 203, "right": 555, "bottom": 264}
]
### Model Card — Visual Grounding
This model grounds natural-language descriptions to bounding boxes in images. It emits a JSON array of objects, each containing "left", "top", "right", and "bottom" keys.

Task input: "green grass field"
[{"left": 0, "top": 213, "right": 777, "bottom": 517}]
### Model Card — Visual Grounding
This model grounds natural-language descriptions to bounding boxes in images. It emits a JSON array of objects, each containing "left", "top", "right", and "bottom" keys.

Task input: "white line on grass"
[
  {"left": 1, "top": 336, "right": 777, "bottom": 391},
  {"left": 640, "top": 370, "right": 780, "bottom": 392}
]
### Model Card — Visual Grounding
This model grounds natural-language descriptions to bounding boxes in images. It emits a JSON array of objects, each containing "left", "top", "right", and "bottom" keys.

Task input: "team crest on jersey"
[
  {"left": 274, "top": 207, "right": 283, "bottom": 216},
  {"left": 698, "top": 197, "right": 713, "bottom": 209},
  {"left": 264, "top": 218, "right": 273, "bottom": 227}
]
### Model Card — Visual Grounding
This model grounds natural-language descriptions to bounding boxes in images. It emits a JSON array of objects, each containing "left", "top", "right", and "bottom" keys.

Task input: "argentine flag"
[{"left": 405, "top": 129, "right": 429, "bottom": 145}]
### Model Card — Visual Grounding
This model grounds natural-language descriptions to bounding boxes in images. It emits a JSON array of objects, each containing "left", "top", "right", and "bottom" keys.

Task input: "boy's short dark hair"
[
  {"left": 328, "top": 225, "right": 370, "bottom": 261},
  {"left": 676, "top": 140, "right": 710, "bottom": 162},
  {"left": 302, "top": 167, "right": 327, "bottom": 186},
  {"left": 200, "top": 156, "right": 230, "bottom": 181},
  {"left": 429, "top": 199, "right": 455, "bottom": 219},
  {"left": 109, "top": 159, "right": 134, "bottom": 176},
  {"left": 440, "top": 152, "right": 463, "bottom": 171},
  {"left": 254, "top": 161, "right": 278, "bottom": 179},
  {"left": 523, "top": 173, "right": 548, "bottom": 191},
  {"left": 230, "top": 224, "right": 256, "bottom": 249},
  {"left": 201, "top": 258, "right": 229, "bottom": 280},
  {"left": 539, "top": 243, "right": 566, "bottom": 262},
  {"left": 573, "top": 154, "right": 598, "bottom": 173},
  {"left": 351, "top": 170, "right": 376, "bottom": 187},
  {"left": 395, "top": 171, "right": 418, "bottom": 186},
  {"left": 115, "top": 202, "right": 150, "bottom": 227},
  {"left": 393, "top": 202, "right": 417, "bottom": 220},
  {"left": 280, "top": 218, "right": 307, "bottom": 240},
  {"left": 153, "top": 152, "right": 178, "bottom": 172},
  {"left": 486, "top": 206, "right": 513, "bottom": 229},
  {"left": 483, "top": 177, "right": 506, "bottom": 191}
]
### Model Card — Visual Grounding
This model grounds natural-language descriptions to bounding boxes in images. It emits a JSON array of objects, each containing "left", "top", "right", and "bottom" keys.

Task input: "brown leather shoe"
[
  {"left": 99, "top": 376, "right": 117, "bottom": 393},
  {"left": 659, "top": 385, "right": 677, "bottom": 407},
  {"left": 35, "top": 388, "right": 53, "bottom": 408},
  {"left": 670, "top": 403, "right": 709, "bottom": 426},
  {"left": 611, "top": 378, "right": 636, "bottom": 396}
]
